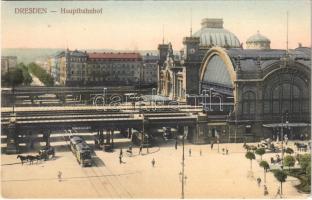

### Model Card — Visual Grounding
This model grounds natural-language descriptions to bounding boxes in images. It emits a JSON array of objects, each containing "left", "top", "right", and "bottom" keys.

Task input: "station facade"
[{"left": 158, "top": 18, "right": 311, "bottom": 143}]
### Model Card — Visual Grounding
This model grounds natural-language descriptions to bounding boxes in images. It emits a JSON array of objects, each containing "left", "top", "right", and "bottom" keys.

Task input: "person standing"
[
  {"left": 275, "top": 187, "right": 281, "bottom": 198},
  {"left": 120, "top": 148, "right": 123, "bottom": 157},
  {"left": 151, "top": 158, "right": 155, "bottom": 167},
  {"left": 57, "top": 171, "right": 62, "bottom": 182},
  {"left": 175, "top": 140, "right": 178, "bottom": 150},
  {"left": 264, "top": 185, "right": 269, "bottom": 196},
  {"left": 139, "top": 145, "right": 143, "bottom": 155},
  {"left": 200, "top": 149, "right": 202, "bottom": 156},
  {"left": 189, "top": 148, "right": 192, "bottom": 157},
  {"left": 119, "top": 154, "right": 122, "bottom": 164},
  {"left": 257, "top": 177, "right": 262, "bottom": 187},
  {"left": 211, "top": 141, "right": 214, "bottom": 150}
]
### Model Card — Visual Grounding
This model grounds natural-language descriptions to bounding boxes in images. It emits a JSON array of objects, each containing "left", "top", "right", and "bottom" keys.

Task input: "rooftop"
[{"left": 88, "top": 52, "right": 142, "bottom": 60}]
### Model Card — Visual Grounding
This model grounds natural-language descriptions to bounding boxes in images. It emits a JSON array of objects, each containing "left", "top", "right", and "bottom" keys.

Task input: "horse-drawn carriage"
[
  {"left": 39, "top": 146, "right": 55, "bottom": 160},
  {"left": 259, "top": 138, "right": 276, "bottom": 152}
]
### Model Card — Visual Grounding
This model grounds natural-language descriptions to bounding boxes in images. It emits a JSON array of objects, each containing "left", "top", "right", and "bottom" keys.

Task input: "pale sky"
[{"left": 1, "top": 1, "right": 311, "bottom": 50}]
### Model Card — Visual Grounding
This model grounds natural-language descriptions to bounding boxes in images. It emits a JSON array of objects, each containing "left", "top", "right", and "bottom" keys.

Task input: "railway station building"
[{"left": 158, "top": 18, "right": 311, "bottom": 143}]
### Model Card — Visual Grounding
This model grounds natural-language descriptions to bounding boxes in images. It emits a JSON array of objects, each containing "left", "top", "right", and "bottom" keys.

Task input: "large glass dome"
[{"left": 193, "top": 18, "right": 241, "bottom": 48}]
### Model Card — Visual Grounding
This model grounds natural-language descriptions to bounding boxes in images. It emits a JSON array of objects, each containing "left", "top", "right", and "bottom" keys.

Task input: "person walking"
[
  {"left": 120, "top": 148, "right": 123, "bottom": 156},
  {"left": 211, "top": 141, "right": 214, "bottom": 150},
  {"left": 275, "top": 187, "right": 281, "bottom": 198},
  {"left": 189, "top": 148, "right": 192, "bottom": 157},
  {"left": 175, "top": 140, "right": 178, "bottom": 150},
  {"left": 119, "top": 154, "right": 122, "bottom": 164},
  {"left": 264, "top": 185, "right": 269, "bottom": 196},
  {"left": 57, "top": 171, "right": 62, "bottom": 182},
  {"left": 257, "top": 177, "right": 262, "bottom": 187},
  {"left": 226, "top": 148, "right": 229, "bottom": 155},
  {"left": 200, "top": 149, "right": 202, "bottom": 156},
  {"left": 151, "top": 158, "right": 155, "bottom": 167},
  {"left": 139, "top": 145, "right": 143, "bottom": 155}
]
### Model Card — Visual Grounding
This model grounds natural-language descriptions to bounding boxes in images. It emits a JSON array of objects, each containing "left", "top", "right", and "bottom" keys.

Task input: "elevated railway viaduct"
[{"left": 1, "top": 105, "right": 208, "bottom": 154}]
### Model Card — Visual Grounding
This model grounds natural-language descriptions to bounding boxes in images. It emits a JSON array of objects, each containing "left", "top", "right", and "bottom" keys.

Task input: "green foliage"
[
  {"left": 283, "top": 168, "right": 310, "bottom": 193},
  {"left": 245, "top": 151, "right": 255, "bottom": 160},
  {"left": 2, "top": 68, "right": 24, "bottom": 87},
  {"left": 299, "top": 154, "right": 311, "bottom": 171},
  {"left": 259, "top": 160, "right": 270, "bottom": 171},
  {"left": 17, "top": 63, "right": 32, "bottom": 85},
  {"left": 285, "top": 147, "right": 294, "bottom": 155},
  {"left": 255, "top": 148, "right": 265, "bottom": 160},
  {"left": 274, "top": 169, "right": 287, "bottom": 183},
  {"left": 284, "top": 155, "right": 296, "bottom": 171},
  {"left": 28, "top": 62, "right": 54, "bottom": 86},
  {"left": 306, "top": 162, "right": 311, "bottom": 184}
]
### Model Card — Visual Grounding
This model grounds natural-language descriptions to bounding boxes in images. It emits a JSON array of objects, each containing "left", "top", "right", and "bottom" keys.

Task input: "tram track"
[{"left": 63, "top": 130, "right": 132, "bottom": 198}]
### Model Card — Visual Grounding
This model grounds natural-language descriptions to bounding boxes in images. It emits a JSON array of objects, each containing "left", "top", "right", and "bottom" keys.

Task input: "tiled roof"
[{"left": 88, "top": 52, "right": 142, "bottom": 60}]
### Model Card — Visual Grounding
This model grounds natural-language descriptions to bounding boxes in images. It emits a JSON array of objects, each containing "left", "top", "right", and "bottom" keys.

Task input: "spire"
[
  {"left": 286, "top": 11, "right": 289, "bottom": 53},
  {"left": 190, "top": 8, "right": 193, "bottom": 37},
  {"left": 162, "top": 24, "right": 165, "bottom": 44}
]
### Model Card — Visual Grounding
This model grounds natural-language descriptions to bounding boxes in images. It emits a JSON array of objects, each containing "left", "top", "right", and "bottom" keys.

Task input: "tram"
[{"left": 69, "top": 136, "right": 92, "bottom": 167}]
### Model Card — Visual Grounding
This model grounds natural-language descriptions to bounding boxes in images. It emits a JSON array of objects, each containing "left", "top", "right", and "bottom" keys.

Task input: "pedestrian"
[
  {"left": 57, "top": 171, "right": 62, "bottom": 182},
  {"left": 264, "top": 185, "right": 269, "bottom": 196},
  {"left": 120, "top": 148, "right": 123, "bottom": 156},
  {"left": 226, "top": 148, "right": 229, "bottom": 155},
  {"left": 211, "top": 141, "right": 214, "bottom": 150},
  {"left": 257, "top": 177, "right": 261, "bottom": 187},
  {"left": 175, "top": 140, "right": 178, "bottom": 150},
  {"left": 275, "top": 187, "right": 281, "bottom": 198},
  {"left": 139, "top": 145, "right": 143, "bottom": 155},
  {"left": 200, "top": 149, "right": 202, "bottom": 156},
  {"left": 151, "top": 158, "right": 155, "bottom": 167},
  {"left": 119, "top": 154, "right": 122, "bottom": 164},
  {"left": 189, "top": 148, "right": 192, "bottom": 157}
]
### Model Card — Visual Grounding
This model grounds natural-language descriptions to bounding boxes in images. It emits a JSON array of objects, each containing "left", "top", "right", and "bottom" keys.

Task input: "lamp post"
[
  {"left": 281, "top": 111, "right": 289, "bottom": 169},
  {"left": 179, "top": 134, "right": 187, "bottom": 199}
]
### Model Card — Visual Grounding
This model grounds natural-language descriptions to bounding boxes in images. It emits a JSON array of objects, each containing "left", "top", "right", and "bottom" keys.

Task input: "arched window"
[
  {"left": 271, "top": 83, "right": 301, "bottom": 114},
  {"left": 242, "top": 91, "right": 256, "bottom": 116}
]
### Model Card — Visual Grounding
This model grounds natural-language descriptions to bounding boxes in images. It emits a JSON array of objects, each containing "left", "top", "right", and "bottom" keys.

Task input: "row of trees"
[
  {"left": 28, "top": 62, "right": 54, "bottom": 86},
  {"left": 1, "top": 63, "right": 33, "bottom": 87},
  {"left": 245, "top": 145, "right": 311, "bottom": 196}
]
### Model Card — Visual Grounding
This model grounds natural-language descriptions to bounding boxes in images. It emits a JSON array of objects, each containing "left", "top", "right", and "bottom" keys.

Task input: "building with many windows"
[
  {"left": 50, "top": 50, "right": 147, "bottom": 86},
  {"left": 158, "top": 18, "right": 311, "bottom": 143},
  {"left": 142, "top": 53, "right": 158, "bottom": 85},
  {"left": 1, "top": 56, "right": 17, "bottom": 75}
]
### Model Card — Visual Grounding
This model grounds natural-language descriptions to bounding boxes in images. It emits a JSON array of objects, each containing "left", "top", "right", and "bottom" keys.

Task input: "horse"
[
  {"left": 26, "top": 155, "right": 37, "bottom": 165},
  {"left": 17, "top": 155, "right": 28, "bottom": 165}
]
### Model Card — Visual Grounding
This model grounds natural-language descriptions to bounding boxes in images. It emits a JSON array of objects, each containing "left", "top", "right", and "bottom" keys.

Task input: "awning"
[{"left": 263, "top": 123, "right": 310, "bottom": 128}]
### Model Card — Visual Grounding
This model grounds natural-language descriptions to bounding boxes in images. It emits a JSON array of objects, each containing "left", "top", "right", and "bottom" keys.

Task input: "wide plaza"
[{"left": 1, "top": 140, "right": 309, "bottom": 199}]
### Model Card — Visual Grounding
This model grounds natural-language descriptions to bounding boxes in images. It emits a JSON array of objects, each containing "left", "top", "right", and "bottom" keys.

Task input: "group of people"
[{"left": 118, "top": 146, "right": 155, "bottom": 167}]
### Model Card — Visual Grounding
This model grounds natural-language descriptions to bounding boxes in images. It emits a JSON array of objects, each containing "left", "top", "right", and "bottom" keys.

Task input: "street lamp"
[
  {"left": 280, "top": 111, "right": 289, "bottom": 169},
  {"left": 178, "top": 133, "right": 187, "bottom": 199}
]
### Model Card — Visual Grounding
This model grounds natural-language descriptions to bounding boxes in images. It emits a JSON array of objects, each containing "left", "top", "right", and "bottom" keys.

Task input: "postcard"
[{"left": 1, "top": 0, "right": 311, "bottom": 199}]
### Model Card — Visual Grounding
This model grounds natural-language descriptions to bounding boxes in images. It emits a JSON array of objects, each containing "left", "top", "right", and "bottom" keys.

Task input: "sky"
[{"left": 1, "top": 0, "right": 311, "bottom": 50}]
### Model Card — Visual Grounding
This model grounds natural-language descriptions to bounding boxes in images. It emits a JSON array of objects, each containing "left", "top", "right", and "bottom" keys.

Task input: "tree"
[
  {"left": 28, "top": 62, "right": 54, "bottom": 86},
  {"left": 306, "top": 161, "right": 311, "bottom": 184},
  {"left": 17, "top": 63, "right": 32, "bottom": 85},
  {"left": 259, "top": 160, "right": 270, "bottom": 183},
  {"left": 245, "top": 151, "right": 256, "bottom": 171},
  {"left": 3, "top": 68, "right": 25, "bottom": 113},
  {"left": 283, "top": 155, "right": 295, "bottom": 171},
  {"left": 285, "top": 147, "right": 294, "bottom": 155},
  {"left": 255, "top": 148, "right": 266, "bottom": 160},
  {"left": 299, "top": 154, "right": 311, "bottom": 171},
  {"left": 274, "top": 169, "right": 287, "bottom": 196}
]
